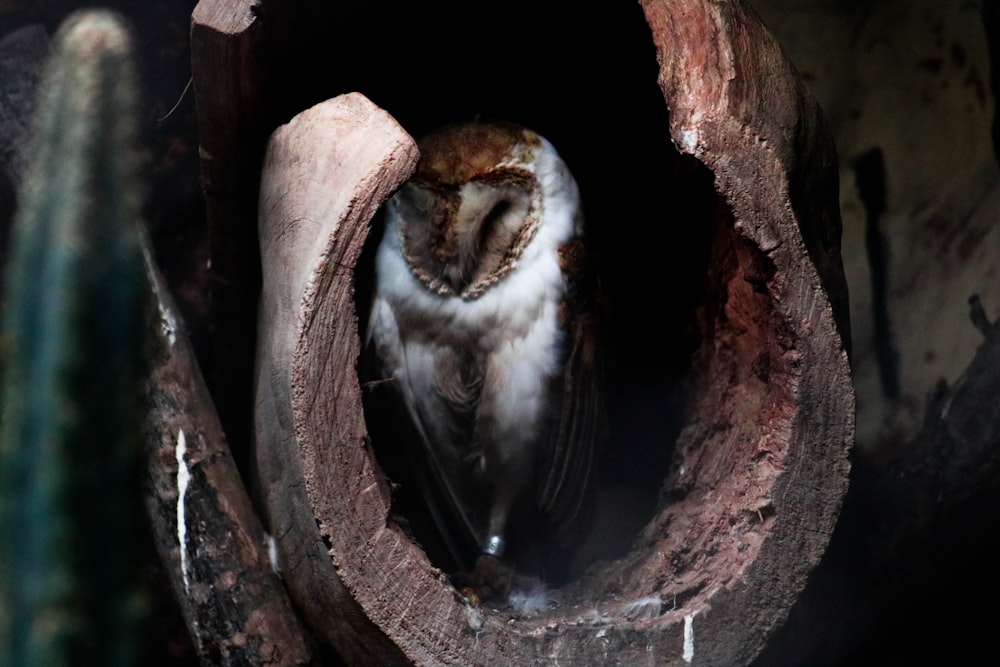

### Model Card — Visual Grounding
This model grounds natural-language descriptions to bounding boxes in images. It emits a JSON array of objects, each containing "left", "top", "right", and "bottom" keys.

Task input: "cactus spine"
[{"left": 0, "top": 11, "right": 147, "bottom": 666}]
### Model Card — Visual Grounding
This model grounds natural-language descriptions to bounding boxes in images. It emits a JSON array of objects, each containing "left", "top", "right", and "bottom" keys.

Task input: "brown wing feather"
[
  {"left": 538, "top": 237, "right": 606, "bottom": 543},
  {"left": 409, "top": 347, "right": 490, "bottom": 565}
]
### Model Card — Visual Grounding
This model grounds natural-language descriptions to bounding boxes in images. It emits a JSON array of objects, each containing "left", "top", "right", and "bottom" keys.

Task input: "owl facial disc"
[{"left": 393, "top": 126, "right": 544, "bottom": 299}]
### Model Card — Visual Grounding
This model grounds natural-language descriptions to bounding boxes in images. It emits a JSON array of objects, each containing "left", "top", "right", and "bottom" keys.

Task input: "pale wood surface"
[{"left": 255, "top": 92, "right": 419, "bottom": 666}]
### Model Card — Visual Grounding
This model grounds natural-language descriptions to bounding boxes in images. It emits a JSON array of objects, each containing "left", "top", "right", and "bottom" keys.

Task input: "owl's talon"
[
  {"left": 451, "top": 554, "right": 514, "bottom": 602},
  {"left": 457, "top": 586, "right": 481, "bottom": 607}
]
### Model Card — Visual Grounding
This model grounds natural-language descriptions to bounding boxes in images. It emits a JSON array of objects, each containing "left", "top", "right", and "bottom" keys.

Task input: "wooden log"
[
  {"left": 158, "top": 0, "right": 1000, "bottom": 663},
  {"left": 623, "top": 3, "right": 852, "bottom": 664},
  {"left": 253, "top": 0, "right": 853, "bottom": 659},
  {"left": 255, "top": 93, "right": 419, "bottom": 666},
  {"left": 142, "top": 247, "right": 316, "bottom": 665}
]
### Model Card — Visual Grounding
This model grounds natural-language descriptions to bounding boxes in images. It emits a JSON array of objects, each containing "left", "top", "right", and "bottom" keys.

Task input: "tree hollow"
[{"left": 252, "top": 1, "right": 854, "bottom": 665}]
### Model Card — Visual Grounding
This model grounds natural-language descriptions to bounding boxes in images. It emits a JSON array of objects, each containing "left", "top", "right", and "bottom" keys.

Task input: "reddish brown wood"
[
  {"left": 625, "top": 1, "right": 854, "bottom": 663},
  {"left": 177, "top": 0, "right": 858, "bottom": 665},
  {"left": 158, "top": 0, "right": 1000, "bottom": 664}
]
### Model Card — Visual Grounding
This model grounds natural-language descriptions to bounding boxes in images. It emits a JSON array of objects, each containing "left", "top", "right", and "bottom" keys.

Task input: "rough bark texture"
[
  {"left": 754, "top": 297, "right": 1000, "bottom": 666},
  {"left": 142, "top": 249, "right": 316, "bottom": 666},
  {"left": 251, "top": 2, "right": 852, "bottom": 664}
]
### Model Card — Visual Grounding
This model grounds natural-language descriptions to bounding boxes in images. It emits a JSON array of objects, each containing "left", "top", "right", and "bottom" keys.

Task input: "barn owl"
[{"left": 367, "top": 121, "right": 603, "bottom": 592}]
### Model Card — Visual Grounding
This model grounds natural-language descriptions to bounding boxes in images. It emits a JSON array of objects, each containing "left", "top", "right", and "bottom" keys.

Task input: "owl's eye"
[
  {"left": 477, "top": 200, "right": 510, "bottom": 250},
  {"left": 396, "top": 184, "right": 433, "bottom": 220}
]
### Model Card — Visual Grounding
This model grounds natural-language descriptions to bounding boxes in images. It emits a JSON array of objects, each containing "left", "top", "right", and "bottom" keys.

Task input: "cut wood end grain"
[{"left": 192, "top": 0, "right": 258, "bottom": 34}]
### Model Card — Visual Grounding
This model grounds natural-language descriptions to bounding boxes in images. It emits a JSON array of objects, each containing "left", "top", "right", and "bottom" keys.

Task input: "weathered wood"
[
  {"left": 574, "top": 1, "right": 853, "bottom": 663},
  {"left": 754, "top": 296, "right": 1000, "bottom": 666},
  {"left": 255, "top": 93, "right": 419, "bottom": 666},
  {"left": 253, "top": 0, "right": 852, "bottom": 659},
  {"left": 142, "top": 247, "right": 315, "bottom": 666},
  {"left": 190, "top": 0, "right": 266, "bottom": 471}
]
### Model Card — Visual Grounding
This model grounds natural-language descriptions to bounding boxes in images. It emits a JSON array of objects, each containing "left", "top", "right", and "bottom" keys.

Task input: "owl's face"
[{"left": 390, "top": 123, "right": 546, "bottom": 299}]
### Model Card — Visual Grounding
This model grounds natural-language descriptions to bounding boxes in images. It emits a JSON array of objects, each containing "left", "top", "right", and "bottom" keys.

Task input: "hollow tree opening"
[
  {"left": 356, "top": 140, "right": 720, "bottom": 589},
  {"left": 246, "top": 1, "right": 854, "bottom": 665},
  {"left": 343, "top": 0, "right": 705, "bottom": 589}
]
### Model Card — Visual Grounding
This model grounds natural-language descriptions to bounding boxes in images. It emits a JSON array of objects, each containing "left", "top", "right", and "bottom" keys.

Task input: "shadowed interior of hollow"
[{"left": 557, "top": 210, "right": 796, "bottom": 618}]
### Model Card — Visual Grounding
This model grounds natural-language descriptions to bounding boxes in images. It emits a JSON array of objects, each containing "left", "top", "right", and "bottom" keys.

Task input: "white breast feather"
[{"left": 370, "top": 138, "right": 581, "bottom": 455}]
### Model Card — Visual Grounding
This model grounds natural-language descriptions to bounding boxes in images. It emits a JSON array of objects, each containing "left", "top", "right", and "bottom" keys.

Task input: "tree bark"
[
  {"left": 142, "top": 246, "right": 316, "bottom": 665},
  {"left": 144, "top": 247, "right": 313, "bottom": 665}
]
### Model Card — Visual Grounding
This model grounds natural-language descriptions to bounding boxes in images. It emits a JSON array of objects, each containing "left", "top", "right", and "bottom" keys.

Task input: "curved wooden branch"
[{"left": 255, "top": 93, "right": 419, "bottom": 666}]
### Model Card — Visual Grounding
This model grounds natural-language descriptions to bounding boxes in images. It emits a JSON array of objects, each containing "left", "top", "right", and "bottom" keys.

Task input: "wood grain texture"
[
  {"left": 255, "top": 92, "right": 419, "bottom": 666},
  {"left": 633, "top": 1, "right": 853, "bottom": 663}
]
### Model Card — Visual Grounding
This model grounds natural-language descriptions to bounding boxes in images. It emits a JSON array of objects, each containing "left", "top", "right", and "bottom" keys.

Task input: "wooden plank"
[{"left": 190, "top": 0, "right": 266, "bottom": 468}]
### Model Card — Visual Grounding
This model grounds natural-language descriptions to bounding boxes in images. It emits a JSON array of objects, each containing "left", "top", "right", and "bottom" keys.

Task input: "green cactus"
[{"left": 0, "top": 10, "right": 148, "bottom": 666}]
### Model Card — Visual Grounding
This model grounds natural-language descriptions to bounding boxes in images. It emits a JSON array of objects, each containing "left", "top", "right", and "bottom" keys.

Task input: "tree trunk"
[{"left": 245, "top": 2, "right": 854, "bottom": 664}]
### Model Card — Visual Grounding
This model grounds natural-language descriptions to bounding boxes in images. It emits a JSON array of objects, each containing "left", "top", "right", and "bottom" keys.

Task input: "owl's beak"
[{"left": 441, "top": 264, "right": 468, "bottom": 293}]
